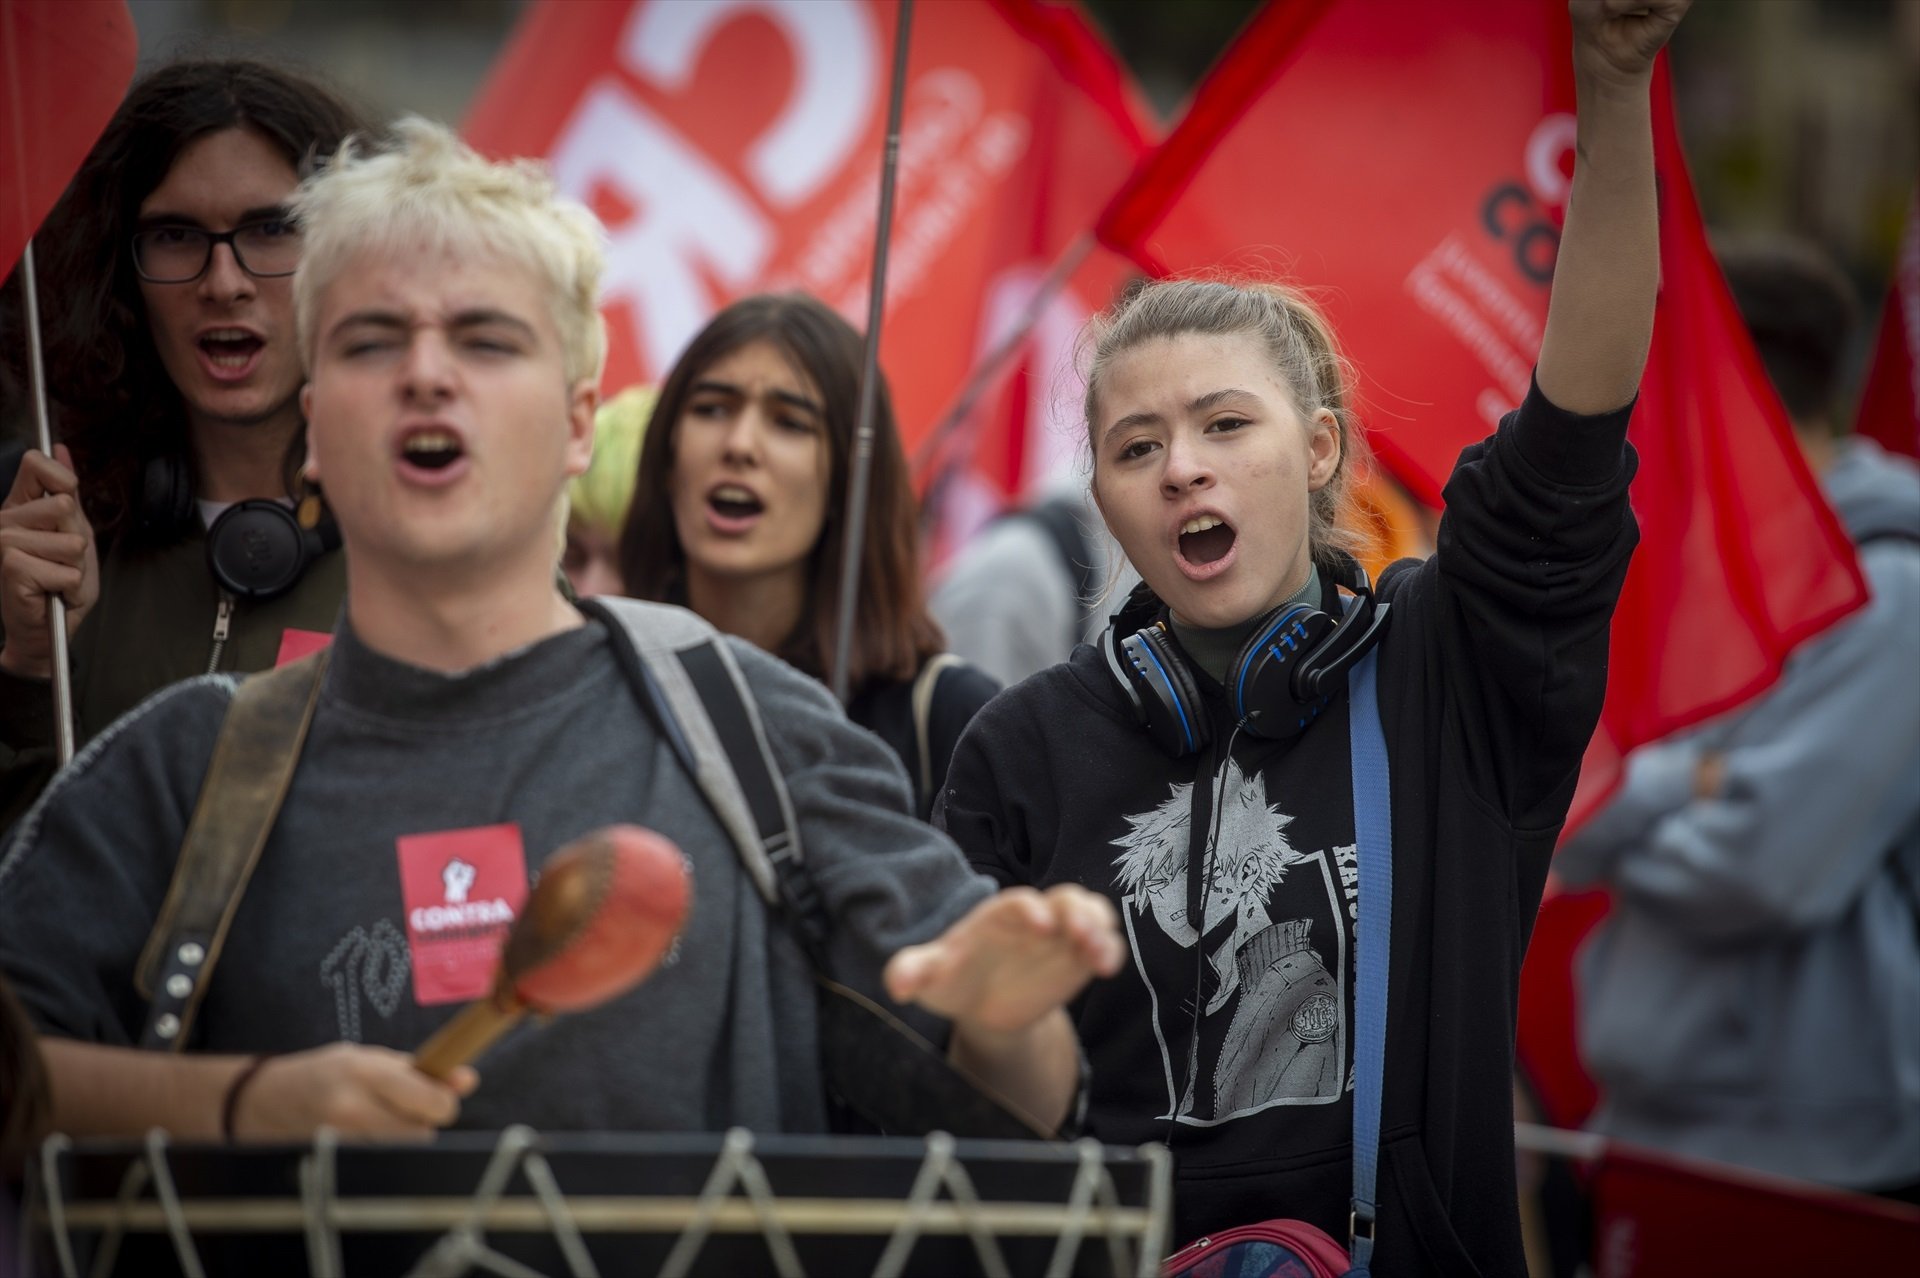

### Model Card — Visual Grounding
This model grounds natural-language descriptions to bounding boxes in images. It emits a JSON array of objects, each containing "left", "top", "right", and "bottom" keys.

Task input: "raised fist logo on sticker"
[
  {"left": 442, "top": 857, "right": 477, "bottom": 905},
  {"left": 397, "top": 825, "right": 529, "bottom": 1005}
]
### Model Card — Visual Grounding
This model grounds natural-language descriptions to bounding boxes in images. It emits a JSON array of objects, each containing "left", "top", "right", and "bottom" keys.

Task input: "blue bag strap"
[{"left": 1347, "top": 645, "right": 1390, "bottom": 1274}]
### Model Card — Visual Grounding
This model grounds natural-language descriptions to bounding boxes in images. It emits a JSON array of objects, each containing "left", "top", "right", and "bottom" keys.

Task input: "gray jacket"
[{"left": 1556, "top": 436, "right": 1920, "bottom": 1190}]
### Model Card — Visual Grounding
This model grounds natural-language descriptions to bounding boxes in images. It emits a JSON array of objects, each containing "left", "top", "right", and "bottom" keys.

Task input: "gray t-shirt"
[{"left": 0, "top": 612, "right": 993, "bottom": 1133}]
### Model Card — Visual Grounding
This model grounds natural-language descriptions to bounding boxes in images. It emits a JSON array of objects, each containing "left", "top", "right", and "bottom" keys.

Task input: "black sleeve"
[
  {"left": 0, "top": 667, "right": 58, "bottom": 835},
  {"left": 1420, "top": 375, "right": 1639, "bottom": 827},
  {"left": 922, "top": 661, "right": 1000, "bottom": 820},
  {"left": 934, "top": 688, "right": 1040, "bottom": 890}
]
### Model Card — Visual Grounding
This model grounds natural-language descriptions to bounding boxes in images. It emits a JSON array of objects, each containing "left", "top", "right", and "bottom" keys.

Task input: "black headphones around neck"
[
  {"left": 1101, "top": 556, "right": 1391, "bottom": 757},
  {"left": 141, "top": 454, "right": 341, "bottom": 602}
]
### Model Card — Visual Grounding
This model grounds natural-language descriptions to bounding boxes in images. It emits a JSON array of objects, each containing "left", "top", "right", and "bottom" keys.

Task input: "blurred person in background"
[
  {"left": 563, "top": 384, "right": 652, "bottom": 598},
  {"left": 621, "top": 293, "right": 998, "bottom": 821},
  {"left": 1556, "top": 234, "right": 1920, "bottom": 1203},
  {"left": 931, "top": 486, "right": 1130, "bottom": 690},
  {"left": 0, "top": 60, "right": 366, "bottom": 830}
]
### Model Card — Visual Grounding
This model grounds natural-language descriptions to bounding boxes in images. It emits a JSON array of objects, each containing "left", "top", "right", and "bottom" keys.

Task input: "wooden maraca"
[{"left": 414, "top": 824, "right": 691, "bottom": 1080}]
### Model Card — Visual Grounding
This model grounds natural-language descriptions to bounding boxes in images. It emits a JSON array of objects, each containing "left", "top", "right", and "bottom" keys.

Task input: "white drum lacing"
[{"left": 29, "top": 1125, "right": 1174, "bottom": 1278}]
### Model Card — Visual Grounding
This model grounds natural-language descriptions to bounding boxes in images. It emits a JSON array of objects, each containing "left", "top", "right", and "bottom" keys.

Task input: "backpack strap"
[
  {"left": 580, "top": 598, "right": 1050, "bottom": 1139},
  {"left": 133, "top": 652, "right": 329, "bottom": 1050},
  {"left": 669, "top": 641, "right": 833, "bottom": 962},
  {"left": 910, "top": 653, "right": 963, "bottom": 810},
  {"left": 581, "top": 598, "right": 824, "bottom": 952}
]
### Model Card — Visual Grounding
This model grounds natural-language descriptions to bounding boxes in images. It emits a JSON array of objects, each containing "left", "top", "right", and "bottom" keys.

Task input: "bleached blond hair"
[{"left": 290, "top": 116, "right": 607, "bottom": 386}]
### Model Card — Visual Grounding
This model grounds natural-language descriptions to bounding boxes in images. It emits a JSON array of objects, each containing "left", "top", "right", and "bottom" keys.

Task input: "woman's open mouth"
[
  {"left": 1177, "top": 514, "right": 1237, "bottom": 573},
  {"left": 706, "top": 483, "right": 765, "bottom": 533}
]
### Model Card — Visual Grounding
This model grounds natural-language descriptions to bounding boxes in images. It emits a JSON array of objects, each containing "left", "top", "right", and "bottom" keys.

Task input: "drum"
[{"left": 26, "top": 1127, "right": 1172, "bottom": 1277}]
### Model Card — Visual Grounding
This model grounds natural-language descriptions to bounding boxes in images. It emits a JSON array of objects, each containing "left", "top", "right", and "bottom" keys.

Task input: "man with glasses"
[{"left": 0, "top": 61, "right": 365, "bottom": 828}]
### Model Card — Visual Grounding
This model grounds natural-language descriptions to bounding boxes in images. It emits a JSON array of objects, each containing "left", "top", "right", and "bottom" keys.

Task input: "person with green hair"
[{"left": 563, "top": 385, "right": 653, "bottom": 597}]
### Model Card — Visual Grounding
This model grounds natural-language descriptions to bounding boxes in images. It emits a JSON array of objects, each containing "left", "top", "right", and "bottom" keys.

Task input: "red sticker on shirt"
[
  {"left": 397, "top": 824, "right": 528, "bottom": 1006},
  {"left": 275, "top": 629, "right": 332, "bottom": 666}
]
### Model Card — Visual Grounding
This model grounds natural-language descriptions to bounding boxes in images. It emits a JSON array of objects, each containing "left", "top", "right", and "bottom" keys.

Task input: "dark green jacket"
[{"left": 0, "top": 523, "right": 345, "bottom": 830}]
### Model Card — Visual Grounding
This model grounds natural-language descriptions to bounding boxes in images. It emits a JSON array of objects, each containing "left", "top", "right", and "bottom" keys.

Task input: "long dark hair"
[
  {"left": 27, "top": 59, "right": 364, "bottom": 547},
  {"left": 620, "top": 293, "right": 942, "bottom": 693}
]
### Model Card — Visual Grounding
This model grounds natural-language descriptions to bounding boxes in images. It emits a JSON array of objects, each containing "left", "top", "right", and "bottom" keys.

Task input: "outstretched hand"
[
  {"left": 884, "top": 884, "right": 1124, "bottom": 1036},
  {"left": 1570, "top": 0, "right": 1692, "bottom": 89}
]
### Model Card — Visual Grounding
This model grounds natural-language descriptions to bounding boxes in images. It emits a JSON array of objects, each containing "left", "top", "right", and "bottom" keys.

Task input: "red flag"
[
  {"left": 463, "top": 0, "right": 1151, "bottom": 468},
  {"left": 1855, "top": 189, "right": 1919, "bottom": 458},
  {"left": 918, "top": 241, "right": 1143, "bottom": 564},
  {"left": 0, "top": 0, "right": 139, "bottom": 279},
  {"left": 1587, "top": 1140, "right": 1920, "bottom": 1276},
  {"left": 1095, "top": 0, "right": 1867, "bottom": 831}
]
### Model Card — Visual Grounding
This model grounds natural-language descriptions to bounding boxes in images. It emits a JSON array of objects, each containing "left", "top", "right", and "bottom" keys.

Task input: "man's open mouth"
[
  {"left": 198, "top": 329, "right": 263, "bottom": 369},
  {"left": 400, "top": 429, "right": 465, "bottom": 471}
]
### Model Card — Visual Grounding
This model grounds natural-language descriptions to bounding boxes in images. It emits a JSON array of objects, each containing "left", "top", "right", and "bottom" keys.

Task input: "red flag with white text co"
[
  {"left": 1855, "top": 188, "right": 1919, "bottom": 459},
  {"left": 0, "top": 0, "right": 139, "bottom": 279},
  {"left": 1095, "top": 0, "right": 1867, "bottom": 832},
  {"left": 463, "top": 0, "right": 1153, "bottom": 507}
]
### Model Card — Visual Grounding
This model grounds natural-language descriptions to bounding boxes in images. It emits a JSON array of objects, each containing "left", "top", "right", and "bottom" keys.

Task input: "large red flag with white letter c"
[
  {"left": 0, "top": 0, "right": 138, "bottom": 280},
  {"left": 463, "top": 0, "right": 1152, "bottom": 491}
]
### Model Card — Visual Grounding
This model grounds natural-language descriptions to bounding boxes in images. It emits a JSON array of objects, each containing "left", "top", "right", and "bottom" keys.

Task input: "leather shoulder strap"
[{"left": 134, "top": 652, "right": 328, "bottom": 1050}]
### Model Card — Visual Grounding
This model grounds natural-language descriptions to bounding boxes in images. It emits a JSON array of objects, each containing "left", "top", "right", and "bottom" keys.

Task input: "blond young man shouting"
[{"left": 0, "top": 121, "right": 1118, "bottom": 1142}]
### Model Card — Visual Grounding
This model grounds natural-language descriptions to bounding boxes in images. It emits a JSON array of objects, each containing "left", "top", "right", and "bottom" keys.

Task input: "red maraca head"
[{"left": 502, "top": 825, "right": 691, "bottom": 1013}]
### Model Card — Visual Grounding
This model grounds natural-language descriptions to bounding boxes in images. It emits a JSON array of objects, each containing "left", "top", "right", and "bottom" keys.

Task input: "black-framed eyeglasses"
[{"left": 130, "top": 219, "right": 303, "bottom": 284}]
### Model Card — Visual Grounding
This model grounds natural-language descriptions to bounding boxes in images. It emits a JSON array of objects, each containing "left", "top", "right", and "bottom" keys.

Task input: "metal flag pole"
[
  {"left": 829, "top": 0, "right": 916, "bottom": 704},
  {"left": 17, "top": 239, "right": 77, "bottom": 766},
  {"left": 910, "top": 231, "right": 1095, "bottom": 547},
  {"left": 4, "top": 6, "right": 78, "bottom": 767}
]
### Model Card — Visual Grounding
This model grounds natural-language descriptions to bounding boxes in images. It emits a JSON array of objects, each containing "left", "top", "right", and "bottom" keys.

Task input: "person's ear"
[
  {"left": 564, "top": 380, "right": 599, "bottom": 479},
  {"left": 1306, "top": 408, "right": 1341, "bottom": 491},
  {"left": 300, "top": 384, "right": 323, "bottom": 483}
]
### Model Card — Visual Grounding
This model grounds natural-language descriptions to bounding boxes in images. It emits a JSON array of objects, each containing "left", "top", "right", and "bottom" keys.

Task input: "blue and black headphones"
[{"left": 1101, "top": 555, "right": 1391, "bottom": 757}]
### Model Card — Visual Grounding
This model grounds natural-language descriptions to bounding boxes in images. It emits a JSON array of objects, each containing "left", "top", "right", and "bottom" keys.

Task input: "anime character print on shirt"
[{"left": 1112, "top": 756, "right": 1356, "bottom": 1125}]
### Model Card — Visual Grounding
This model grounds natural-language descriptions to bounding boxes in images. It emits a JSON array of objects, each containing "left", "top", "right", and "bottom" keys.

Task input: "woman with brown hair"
[{"left": 620, "top": 293, "right": 997, "bottom": 819}]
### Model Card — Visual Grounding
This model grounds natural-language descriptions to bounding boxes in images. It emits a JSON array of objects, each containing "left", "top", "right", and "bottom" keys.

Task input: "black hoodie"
[{"left": 939, "top": 380, "right": 1638, "bottom": 1275}]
